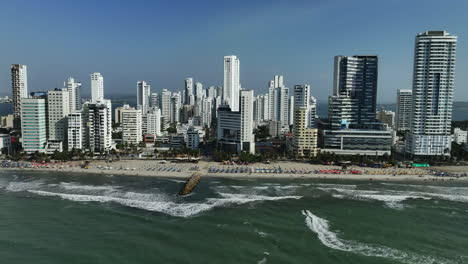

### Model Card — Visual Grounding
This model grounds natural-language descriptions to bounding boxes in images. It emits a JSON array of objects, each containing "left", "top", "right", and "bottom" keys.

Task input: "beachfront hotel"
[
  {"left": 11, "top": 64, "right": 28, "bottom": 129},
  {"left": 406, "top": 31, "right": 457, "bottom": 156}
]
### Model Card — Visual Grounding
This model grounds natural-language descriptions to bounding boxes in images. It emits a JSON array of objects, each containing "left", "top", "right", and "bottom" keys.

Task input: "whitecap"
[
  {"left": 302, "top": 210, "right": 452, "bottom": 264},
  {"left": 5, "top": 180, "right": 45, "bottom": 192},
  {"left": 60, "top": 182, "right": 119, "bottom": 192}
]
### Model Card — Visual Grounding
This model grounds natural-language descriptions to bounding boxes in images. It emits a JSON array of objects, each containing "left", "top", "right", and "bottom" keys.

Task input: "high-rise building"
[
  {"left": 150, "top": 92, "right": 159, "bottom": 108},
  {"left": 84, "top": 100, "right": 112, "bottom": 153},
  {"left": 47, "top": 89, "right": 70, "bottom": 142},
  {"left": 240, "top": 90, "right": 255, "bottom": 154},
  {"left": 223, "top": 55, "right": 240, "bottom": 111},
  {"left": 195, "top": 82, "right": 203, "bottom": 101},
  {"left": 185, "top": 78, "right": 194, "bottom": 105},
  {"left": 11, "top": 64, "right": 28, "bottom": 129},
  {"left": 268, "top": 75, "right": 289, "bottom": 130},
  {"left": 67, "top": 112, "right": 84, "bottom": 150},
  {"left": 114, "top": 104, "right": 133, "bottom": 124},
  {"left": 186, "top": 127, "right": 201, "bottom": 149},
  {"left": 145, "top": 107, "right": 161, "bottom": 137},
  {"left": 137, "top": 81, "right": 151, "bottom": 115},
  {"left": 21, "top": 98, "right": 47, "bottom": 153},
  {"left": 121, "top": 109, "right": 142, "bottom": 145},
  {"left": 159, "top": 89, "right": 172, "bottom": 123},
  {"left": 253, "top": 94, "right": 269, "bottom": 124},
  {"left": 293, "top": 107, "right": 318, "bottom": 157},
  {"left": 396, "top": 89, "right": 413, "bottom": 131},
  {"left": 377, "top": 110, "right": 395, "bottom": 128},
  {"left": 207, "top": 86, "right": 218, "bottom": 99},
  {"left": 170, "top": 92, "right": 181, "bottom": 124},
  {"left": 202, "top": 97, "right": 213, "bottom": 128},
  {"left": 64, "top": 77, "right": 82, "bottom": 112},
  {"left": 406, "top": 31, "right": 457, "bottom": 156},
  {"left": 329, "top": 55, "right": 378, "bottom": 129},
  {"left": 90, "top": 72, "right": 104, "bottom": 102}
]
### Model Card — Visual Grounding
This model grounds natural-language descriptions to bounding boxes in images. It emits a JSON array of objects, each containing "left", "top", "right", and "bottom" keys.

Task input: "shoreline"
[{"left": 2, "top": 160, "right": 468, "bottom": 183}]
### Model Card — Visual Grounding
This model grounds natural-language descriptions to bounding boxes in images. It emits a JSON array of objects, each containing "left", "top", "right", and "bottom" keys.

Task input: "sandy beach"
[{"left": 3, "top": 159, "right": 468, "bottom": 182}]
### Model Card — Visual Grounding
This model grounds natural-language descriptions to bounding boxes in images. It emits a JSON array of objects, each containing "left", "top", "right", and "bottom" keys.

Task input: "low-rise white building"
[{"left": 453, "top": 128, "right": 468, "bottom": 145}]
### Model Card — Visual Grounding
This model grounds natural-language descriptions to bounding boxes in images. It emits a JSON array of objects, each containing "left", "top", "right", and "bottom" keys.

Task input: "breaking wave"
[{"left": 302, "top": 210, "right": 452, "bottom": 264}]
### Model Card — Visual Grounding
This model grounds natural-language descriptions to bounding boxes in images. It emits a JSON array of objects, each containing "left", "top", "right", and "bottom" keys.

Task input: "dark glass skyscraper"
[{"left": 329, "top": 55, "right": 378, "bottom": 129}]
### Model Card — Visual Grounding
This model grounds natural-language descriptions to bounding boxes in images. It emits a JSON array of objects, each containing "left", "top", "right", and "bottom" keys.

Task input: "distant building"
[
  {"left": 137, "top": 81, "right": 151, "bottom": 115},
  {"left": 184, "top": 78, "right": 194, "bottom": 105},
  {"left": 377, "top": 110, "right": 395, "bottom": 128},
  {"left": 396, "top": 89, "right": 412, "bottom": 131},
  {"left": 406, "top": 31, "right": 457, "bottom": 156},
  {"left": 21, "top": 98, "right": 47, "bottom": 153},
  {"left": 159, "top": 89, "right": 172, "bottom": 124},
  {"left": 240, "top": 90, "right": 255, "bottom": 154},
  {"left": 114, "top": 104, "right": 133, "bottom": 124},
  {"left": 170, "top": 92, "right": 181, "bottom": 124},
  {"left": 145, "top": 107, "right": 161, "bottom": 137},
  {"left": 453, "top": 128, "right": 467, "bottom": 145},
  {"left": 64, "top": 77, "right": 82, "bottom": 112},
  {"left": 11, "top": 64, "right": 28, "bottom": 129},
  {"left": 90, "top": 72, "right": 104, "bottom": 103},
  {"left": 0, "top": 114, "right": 14, "bottom": 129}
]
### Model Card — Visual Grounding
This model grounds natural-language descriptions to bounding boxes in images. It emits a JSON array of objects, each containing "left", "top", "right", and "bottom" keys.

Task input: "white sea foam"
[
  {"left": 5, "top": 180, "right": 44, "bottom": 192},
  {"left": 60, "top": 182, "right": 119, "bottom": 192},
  {"left": 313, "top": 183, "right": 357, "bottom": 189},
  {"left": 321, "top": 188, "right": 430, "bottom": 209},
  {"left": 302, "top": 210, "right": 452, "bottom": 264},
  {"left": 27, "top": 189, "right": 301, "bottom": 218}
]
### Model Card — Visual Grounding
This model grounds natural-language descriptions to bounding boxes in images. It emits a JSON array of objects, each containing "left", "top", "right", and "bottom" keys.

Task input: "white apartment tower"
[
  {"left": 240, "top": 90, "right": 255, "bottom": 154},
  {"left": 64, "top": 77, "right": 82, "bottom": 112},
  {"left": 406, "top": 31, "right": 457, "bottom": 156},
  {"left": 137, "top": 81, "right": 151, "bottom": 115},
  {"left": 396, "top": 89, "right": 413, "bottom": 131},
  {"left": 67, "top": 112, "right": 84, "bottom": 150},
  {"left": 195, "top": 82, "right": 203, "bottom": 101},
  {"left": 202, "top": 97, "right": 213, "bottom": 128},
  {"left": 11, "top": 64, "right": 28, "bottom": 129},
  {"left": 121, "top": 109, "right": 142, "bottom": 145},
  {"left": 223, "top": 55, "right": 240, "bottom": 111},
  {"left": 47, "top": 89, "right": 70, "bottom": 142},
  {"left": 160, "top": 89, "right": 172, "bottom": 123},
  {"left": 185, "top": 78, "right": 194, "bottom": 105},
  {"left": 90, "top": 72, "right": 104, "bottom": 102},
  {"left": 145, "top": 107, "right": 161, "bottom": 137}
]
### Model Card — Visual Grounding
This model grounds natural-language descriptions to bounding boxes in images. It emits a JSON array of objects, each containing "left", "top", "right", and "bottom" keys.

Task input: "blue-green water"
[{"left": 1, "top": 170, "right": 468, "bottom": 264}]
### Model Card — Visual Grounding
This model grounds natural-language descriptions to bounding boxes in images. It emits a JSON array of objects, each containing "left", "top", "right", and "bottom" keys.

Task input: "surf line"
[{"left": 301, "top": 210, "right": 452, "bottom": 264}]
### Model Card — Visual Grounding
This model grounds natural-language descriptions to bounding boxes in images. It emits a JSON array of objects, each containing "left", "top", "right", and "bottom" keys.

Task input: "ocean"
[{"left": 1, "top": 170, "right": 467, "bottom": 264}]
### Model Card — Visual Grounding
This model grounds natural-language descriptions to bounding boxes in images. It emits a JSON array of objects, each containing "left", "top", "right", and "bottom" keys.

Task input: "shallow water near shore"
[{"left": 1, "top": 170, "right": 468, "bottom": 264}]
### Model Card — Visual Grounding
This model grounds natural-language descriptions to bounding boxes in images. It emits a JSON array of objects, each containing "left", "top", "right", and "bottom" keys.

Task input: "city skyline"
[{"left": 1, "top": 0, "right": 468, "bottom": 103}]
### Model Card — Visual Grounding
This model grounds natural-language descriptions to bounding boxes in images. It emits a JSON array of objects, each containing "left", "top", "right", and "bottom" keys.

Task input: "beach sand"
[{"left": 4, "top": 159, "right": 468, "bottom": 182}]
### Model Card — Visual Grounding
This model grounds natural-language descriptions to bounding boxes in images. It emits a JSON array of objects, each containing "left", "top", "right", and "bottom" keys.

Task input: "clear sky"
[{"left": 0, "top": 0, "right": 467, "bottom": 103}]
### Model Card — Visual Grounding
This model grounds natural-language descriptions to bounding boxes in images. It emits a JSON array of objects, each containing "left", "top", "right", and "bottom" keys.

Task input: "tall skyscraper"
[
  {"left": 407, "top": 31, "right": 457, "bottom": 156},
  {"left": 64, "top": 77, "right": 82, "bottom": 112},
  {"left": 137, "top": 81, "right": 151, "bottom": 115},
  {"left": 396, "top": 89, "right": 413, "bottom": 131},
  {"left": 150, "top": 92, "right": 159, "bottom": 108},
  {"left": 160, "top": 89, "right": 172, "bottom": 123},
  {"left": 329, "top": 55, "right": 378, "bottom": 129},
  {"left": 90, "top": 72, "right": 104, "bottom": 102},
  {"left": 84, "top": 100, "right": 112, "bottom": 153},
  {"left": 240, "top": 90, "right": 255, "bottom": 154},
  {"left": 11, "top": 64, "right": 28, "bottom": 129},
  {"left": 195, "top": 82, "right": 203, "bottom": 101},
  {"left": 47, "top": 89, "right": 70, "bottom": 142},
  {"left": 223, "top": 55, "right": 240, "bottom": 111},
  {"left": 21, "top": 98, "right": 47, "bottom": 153},
  {"left": 145, "top": 107, "right": 161, "bottom": 137},
  {"left": 170, "top": 92, "right": 181, "bottom": 124},
  {"left": 185, "top": 78, "right": 194, "bottom": 105}
]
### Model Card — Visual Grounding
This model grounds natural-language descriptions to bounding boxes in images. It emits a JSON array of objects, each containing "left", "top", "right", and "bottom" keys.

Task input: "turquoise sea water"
[{"left": 1, "top": 170, "right": 468, "bottom": 264}]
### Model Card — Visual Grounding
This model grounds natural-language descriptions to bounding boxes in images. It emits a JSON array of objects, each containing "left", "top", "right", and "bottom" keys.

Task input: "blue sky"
[{"left": 0, "top": 0, "right": 467, "bottom": 103}]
